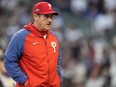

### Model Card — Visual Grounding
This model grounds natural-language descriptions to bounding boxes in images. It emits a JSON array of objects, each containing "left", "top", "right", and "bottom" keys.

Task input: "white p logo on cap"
[{"left": 48, "top": 4, "right": 52, "bottom": 9}]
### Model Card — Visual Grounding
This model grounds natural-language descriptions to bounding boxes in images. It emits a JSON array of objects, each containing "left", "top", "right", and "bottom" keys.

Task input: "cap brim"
[{"left": 40, "top": 11, "right": 58, "bottom": 15}]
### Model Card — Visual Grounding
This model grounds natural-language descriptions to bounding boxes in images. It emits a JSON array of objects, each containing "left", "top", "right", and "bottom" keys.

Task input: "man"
[{"left": 4, "top": 2, "right": 61, "bottom": 87}]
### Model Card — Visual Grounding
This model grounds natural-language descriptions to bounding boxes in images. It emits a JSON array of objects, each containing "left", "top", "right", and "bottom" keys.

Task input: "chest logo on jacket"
[
  {"left": 32, "top": 42, "right": 39, "bottom": 45},
  {"left": 51, "top": 42, "right": 57, "bottom": 53}
]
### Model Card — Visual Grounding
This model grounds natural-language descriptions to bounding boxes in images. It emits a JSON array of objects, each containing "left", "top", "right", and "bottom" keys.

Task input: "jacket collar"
[{"left": 23, "top": 23, "right": 50, "bottom": 38}]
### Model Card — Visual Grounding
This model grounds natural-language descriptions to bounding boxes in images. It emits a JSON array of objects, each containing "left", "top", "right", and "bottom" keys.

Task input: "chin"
[
  {"left": 46, "top": 27, "right": 50, "bottom": 30},
  {"left": 44, "top": 28, "right": 50, "bottom": 31}
]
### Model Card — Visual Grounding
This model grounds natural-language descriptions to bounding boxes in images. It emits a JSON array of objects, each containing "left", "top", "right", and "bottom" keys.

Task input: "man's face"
[{"left": 34, "top": 14, "right": 54, "bottom": 31}]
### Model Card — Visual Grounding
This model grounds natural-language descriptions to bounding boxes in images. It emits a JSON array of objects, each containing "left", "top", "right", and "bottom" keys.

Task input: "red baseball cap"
[{"left": 33, "top": 2, "right": 58, "bottom": 15}]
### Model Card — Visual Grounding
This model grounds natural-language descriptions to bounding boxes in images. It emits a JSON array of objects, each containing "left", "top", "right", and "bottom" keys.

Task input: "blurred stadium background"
[{"left": 0, "top": 0, "right": 116, "bottom": 87}]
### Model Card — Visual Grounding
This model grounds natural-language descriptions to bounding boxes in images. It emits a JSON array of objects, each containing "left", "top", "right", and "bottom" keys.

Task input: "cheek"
[
  {"left": 37, "top": 20, "right": 43, "bottom": 26},
  {"left": 41, "top": 21, "right": 47, "bottom": 27},
  {"left": 37, "top": 19, "right": 47, "bottom": 28}
]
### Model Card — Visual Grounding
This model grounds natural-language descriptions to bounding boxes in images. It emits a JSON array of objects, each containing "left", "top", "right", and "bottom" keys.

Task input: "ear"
[{"left": 33, "top": 14, "right": 39, "bottom": 21}]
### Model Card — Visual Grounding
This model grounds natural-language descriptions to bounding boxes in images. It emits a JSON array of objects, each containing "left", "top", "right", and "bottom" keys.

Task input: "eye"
[{"left": 45, "top": 14, "right": 53, "bottom": 18}]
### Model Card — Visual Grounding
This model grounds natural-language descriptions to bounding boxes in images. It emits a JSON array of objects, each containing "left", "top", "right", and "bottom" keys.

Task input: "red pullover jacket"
[{"left": 4, "top": 23, "right": 61, "bottom": 87}]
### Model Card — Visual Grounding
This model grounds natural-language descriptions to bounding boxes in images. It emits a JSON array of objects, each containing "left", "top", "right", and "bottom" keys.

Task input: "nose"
[{"left": 47, "top": 18, "right": 52, "bottom": 22}]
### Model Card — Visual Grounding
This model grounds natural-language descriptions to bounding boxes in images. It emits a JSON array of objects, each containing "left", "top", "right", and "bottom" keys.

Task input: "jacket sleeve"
[
  {"left": 56, "top": 36, "right": 62, "bottom": 80},
  {"left": 4, "top": 32, "right": 28, "bottom": 85},
  {"left": 57, "top": 49, "right": 62, "bottom": 80}
]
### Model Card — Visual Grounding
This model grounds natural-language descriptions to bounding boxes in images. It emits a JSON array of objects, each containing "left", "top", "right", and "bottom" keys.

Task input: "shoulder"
[
  {"left": 50, "top": 30, "right": 58, "bottom": 38},
  {"left": 12, "top": 29, "right": 30, "bottom": 39},
  {"left": 50, "top": 30, "right": 60, "bottom": 43}
]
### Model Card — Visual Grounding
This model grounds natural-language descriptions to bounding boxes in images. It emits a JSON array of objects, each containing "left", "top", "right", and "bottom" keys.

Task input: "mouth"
[
  {"left": 46, "top": 23, "right": 51, "bottom": 27},
  {"left": 47, "top": 23, "right": 51, "bottom": 25},
  {"left": 45, "top": 24, "right": 51, "bottom": 29}
]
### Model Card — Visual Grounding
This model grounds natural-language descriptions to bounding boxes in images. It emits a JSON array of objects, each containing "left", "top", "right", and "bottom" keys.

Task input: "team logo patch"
[
  {"left": 35, "top": 8, "right": 40, "bottom": 12},
  {"left": 51, "top": 42, "right": 56, "bottom": 53}
]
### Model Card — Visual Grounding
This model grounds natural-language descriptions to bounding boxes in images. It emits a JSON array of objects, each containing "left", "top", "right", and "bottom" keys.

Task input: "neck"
[{"left": 34, "top": 22, "right": 40, "bottom": 30}]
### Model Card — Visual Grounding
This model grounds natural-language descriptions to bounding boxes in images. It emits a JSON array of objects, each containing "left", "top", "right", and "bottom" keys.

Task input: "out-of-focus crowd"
[{"left": 0, "top": 0, "right": 116, "bottom": 87}]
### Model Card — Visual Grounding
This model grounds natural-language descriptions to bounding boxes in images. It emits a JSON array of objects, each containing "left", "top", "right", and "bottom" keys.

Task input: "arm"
[
  {"left": 4, "top": 32, "right": 28, "bottom": 85},
  {"left": 56, "top": 33, "right": 62, "bottom": 80},
  {"left": 57, "top": 46, "right": 62, "bottom": 80}
]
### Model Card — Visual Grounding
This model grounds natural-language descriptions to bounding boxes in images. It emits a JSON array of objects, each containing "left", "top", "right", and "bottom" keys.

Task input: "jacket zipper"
[{"left": 43, "top": 34, "right": 50, "bottom": 86}]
